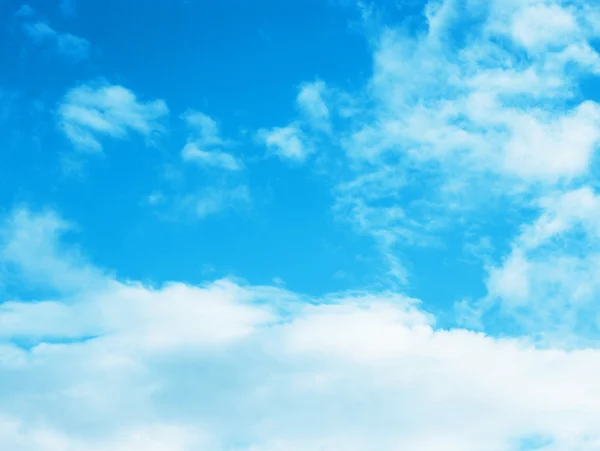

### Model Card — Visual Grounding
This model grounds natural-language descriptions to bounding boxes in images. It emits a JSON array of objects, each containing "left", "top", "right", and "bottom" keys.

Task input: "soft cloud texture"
[
  {"left": 186, "top": 186, "right": 251, "bottom": 219},
  {"left": 15, "top": 4, "right": 35, "bottom": 17},
  {"left": 58, "top": 82, "right": 169, "bottom": 152},
  {"left": 257, "top": 123, "right": 312, "bottom": 162},
  {"left": 257, "top": 81, "right": 332, "bottom": 163},
  {"left": 180, "top": 111, "right": 242, "bottom": 171},
  {"left": 3, "top": 208, "right": 600, "bottom": 450},
  {"left": 22, "top": 22, "right": 89, "bottom": 61},
  {"left": 293, "top": 0, "right": 600, "bottom": 288},
  {"left": 6, "top": 0, "right": 600, "bottom": 449},
  {"left": 474, "top": 186, "right": 600, "bottom": 341},
  {"left": 296, "top": 80, "right": 330, "bottom": 131}
]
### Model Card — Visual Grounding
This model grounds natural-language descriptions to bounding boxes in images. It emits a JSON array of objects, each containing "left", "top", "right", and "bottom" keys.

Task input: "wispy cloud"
[
  {"left": 297, "top": 80, "right": 330, "bottom": 131},
  {"left": 257, "top": 123, "right": 312, "bottom": 162},
  {"left": 256, "top": 80, "right": 332, "bottom": 164},
  {"left": 15, "top": 4, "right": 35, "bottom": 17},
  {"left": 22, "top": 22, "right": 90, "bottom": 61},
  {"left": 190, "top": 185, "right": 251, "bottom": 218},
  {"left": 58, "top": 82, "right": 169, "bottom": 152},
  {"left": 267, "top": 0, "right": 600, "bottom": 287},
  {"left": 180, "top": 110, "right": 243, "bottom": 171},
  {"left": 181, "top": 143, "right": 243, "bottom": 171}
]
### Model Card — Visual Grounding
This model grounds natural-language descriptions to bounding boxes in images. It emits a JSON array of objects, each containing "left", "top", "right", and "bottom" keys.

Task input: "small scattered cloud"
[
  {"left": 257, "top": 81, "right": 332, "bottom": 164},
  {"left": 181, "top": 143, "right": 242, "bottom": 171},
  {"left": 15, "top": 4, "right": 35, "bottom": 17},
  {"left": 182, "top": 110, "right": 225, "bottom": 147},
  {"left": 180, "top": 110, "right": 242, "bottom": 171},
  {"left": 188, "top": 186, "right": 251, "bottom": 219},
  {"left": 257, "top": 123, "right": 312, "bottom": 163},
  {"left": 58, "top": 81, "right": 169, "bottom": 152},
  {"left": 146, "top": 191, "right": 167, "bottom": 206},
  {"left": 22, "top": 22, "right": 90, "bottom": 61},
  {"left": 296, "top": 80, "right": 330, "bottom": 131}
]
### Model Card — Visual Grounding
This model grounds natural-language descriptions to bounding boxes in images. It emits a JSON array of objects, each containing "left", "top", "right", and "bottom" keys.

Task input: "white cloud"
[
  {"left": 58, "top": 82, "right": 169, "bottom": 152},
  {"left": 182, "top": 111, "right": 225, "bottom": 147},
  {"left": 181, "top": 143, "right": 242, "bottom": 171},
  {"left": 279, "top": 0, "right": 600, "bottom": 283},
  {"left": 4, "top": 209, "right": 600, "bottom": 449},
  {"left": 510, "top": 3, "right": 579, "bottom": 50},
  {"left": 476, "top": 187, "right": 600, "bottom": 340},
  {"left": 296, "top": 80, "right": 330, "bottom": 131},
  {"left": 22, "top": 22, "right": 89, "bottom": 61},
  {"left": 0, "top": 208, "right": 105, "bottom": 293},
  {"left": 502, "top": 101, "right": 600, "bottom": 180},
  {"left": 257, "top": 123, "right": 312, "bottom": 162},
  {"left": 180, "top": 111, "right": 242, "bottom": 171},
  {"left": 191, "top": 186, "right": 251, "bottom": 218},
  {"left": 257, "top": 81, "right": 330, "bottom": 163}
]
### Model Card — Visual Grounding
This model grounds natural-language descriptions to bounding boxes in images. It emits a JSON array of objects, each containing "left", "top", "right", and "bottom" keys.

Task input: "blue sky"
[{"left": 3, "top": 0, "right": 600, "bottom": 449}]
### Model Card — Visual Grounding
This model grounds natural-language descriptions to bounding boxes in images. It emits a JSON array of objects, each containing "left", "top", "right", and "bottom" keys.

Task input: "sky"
[{"left": 2, "top": 0, "right": 600, "bottom": 449}]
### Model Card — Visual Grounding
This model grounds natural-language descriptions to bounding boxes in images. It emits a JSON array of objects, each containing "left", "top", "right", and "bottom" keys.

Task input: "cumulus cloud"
[
  {"left": 271, "top": 0, "right": 600, "bottom": 285},
  {"left": 257, "top": 123, "right": 312, "bottom": 162},
  {"left": 58, "top": 82, "right": 169, "bottom": 152},
  {"left": 180, "top": 111, "right": 242, "bottom": 171},
  {"left": 22, "top": 22, "right": 89, "bottom": 61},
  {"left": 3, "top": 208, "right": 600, "bottom": 449}
]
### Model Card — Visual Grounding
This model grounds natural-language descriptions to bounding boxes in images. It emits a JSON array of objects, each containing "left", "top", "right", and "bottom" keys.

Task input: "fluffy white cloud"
[
  {"left": 3, "top": 209, "right": 600, "bottom": 449},
  {"left": 180, "top": 111, "right": 242, "bottom": 171},
  {"left": 257, "top": 123, "right": 312, "bottom": 162},
  {"left": 22, "top": 22, "right": 89, "bottom": 61},
  {"left": 58, "top": 82, "right": 169, "bottom": 152}
]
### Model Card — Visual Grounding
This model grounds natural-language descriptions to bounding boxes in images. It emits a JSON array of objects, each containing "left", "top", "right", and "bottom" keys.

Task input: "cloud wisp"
[{"left": 58, "top": 82, "right": 169, "bottom": 152}]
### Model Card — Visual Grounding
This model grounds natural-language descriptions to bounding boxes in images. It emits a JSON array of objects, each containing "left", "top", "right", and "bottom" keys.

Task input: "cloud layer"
[
  {"left": 5, "top": 0, "right": 600, "bottom": 449},
  {"left": 2, "top": 208, "right": 600, "bottom": 450}
]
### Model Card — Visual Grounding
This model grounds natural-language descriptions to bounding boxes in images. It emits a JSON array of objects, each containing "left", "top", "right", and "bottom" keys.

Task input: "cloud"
[
  {"left": 296, "top": 80, "right": 330, "bottom": 131},
  {"left": 4, "top": 208, "right": 600, "bottom": 449},
  {"left": 257, "top": 123, "right": 312, "bottom": 162},
  {"left": 260, "top": 0, "right": 600, "bottom": 284},
  {"left": 473, "top": 186, "right": 600, "bottom": 341},
  {"left": 256, "top": 81, "right": 331, "bottom": 163},
  {"left": 187, "top": 186, "right": 251, "bottom": 219},
  {"left": 180, "top": 111, "right": 242, "bottom": 171},
  {"left": 22, "top": 22, "right": 90, "bottom": 61},
  {"left": 181, "top": 143, "right": 242, "bottom": 171},
  {"left": 58, "top": 82, "right": 169, "bottom": 152},
  {"left": 15, "top": 4, "right": 35, "bottom": 17}
]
